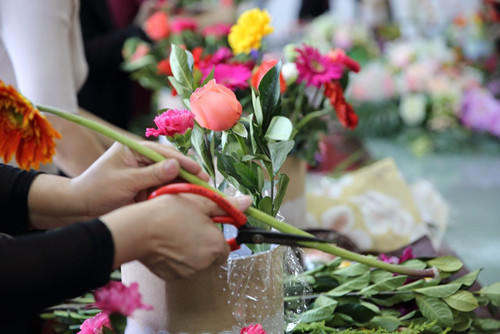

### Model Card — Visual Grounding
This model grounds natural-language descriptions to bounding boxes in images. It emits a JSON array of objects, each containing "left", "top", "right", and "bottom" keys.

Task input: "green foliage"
[{"left": 287, "top": 255, "right": 500, "bottom": 334}]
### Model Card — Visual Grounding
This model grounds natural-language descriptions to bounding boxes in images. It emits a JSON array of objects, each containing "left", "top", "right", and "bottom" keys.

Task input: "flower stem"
[{"left": 37, "top": 104, "right": 437, "bottom": 278}]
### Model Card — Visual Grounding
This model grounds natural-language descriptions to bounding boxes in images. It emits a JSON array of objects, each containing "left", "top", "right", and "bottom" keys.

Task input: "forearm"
[
  {"left": 77, "top": 108, "right": 144, "bottom": 147},
  {"left": 27, "top": 174, "right": 91, "bottom": 229}
]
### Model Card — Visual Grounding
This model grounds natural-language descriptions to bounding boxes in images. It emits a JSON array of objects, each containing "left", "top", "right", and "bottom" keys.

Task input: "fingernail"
[
  {"left": 235, "top": 196, "right": 252, "bottom": 211},
  {"left": 163, "top": 160, "right": 179, "bottom": 175}
]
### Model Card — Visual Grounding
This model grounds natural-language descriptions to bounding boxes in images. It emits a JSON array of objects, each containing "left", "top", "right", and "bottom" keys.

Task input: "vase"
[
  {"left": 122, "top": 246, "right": 286, "bottom": 334},
  {"left": 278, "top": 155, "right": 308, "bottom": 229}
]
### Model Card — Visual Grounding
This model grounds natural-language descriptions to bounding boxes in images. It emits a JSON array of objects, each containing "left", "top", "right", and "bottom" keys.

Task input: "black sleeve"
[
  {"left": 0, "top": 164, "right": 41, "bottom": 235},
  {"left": 0, "top": 219, "right": 114, "bottom": 321}
]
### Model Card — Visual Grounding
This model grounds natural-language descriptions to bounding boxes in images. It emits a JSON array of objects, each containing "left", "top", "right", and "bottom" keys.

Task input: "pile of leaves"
[{"left": 285, "top": 255, "right": 500, "bottom": 333}]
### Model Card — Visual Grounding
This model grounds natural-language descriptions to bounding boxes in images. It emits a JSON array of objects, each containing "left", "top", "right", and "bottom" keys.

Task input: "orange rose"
[
  {"left": 251, "top": 59, "right": 287, "bottom": 93},
  {"left": 190, "top": 79, "right": 242, "bottom": 131},
  {"left": 145, "top": 11, "right": 170, "bottom": 41}
]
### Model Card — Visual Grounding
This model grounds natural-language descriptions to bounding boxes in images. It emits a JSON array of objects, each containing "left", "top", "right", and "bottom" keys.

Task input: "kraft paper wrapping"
[{"left": 122, "top": 246, "right": 286, "bottom": 334}]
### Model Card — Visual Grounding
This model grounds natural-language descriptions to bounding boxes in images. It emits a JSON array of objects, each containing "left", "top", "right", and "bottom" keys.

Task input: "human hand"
[
  {"left": 101, "top": 193, "right": 252, "bottom": 280},
  {"left": 71, "top": 142, "right": 209, "bottom": 218}
]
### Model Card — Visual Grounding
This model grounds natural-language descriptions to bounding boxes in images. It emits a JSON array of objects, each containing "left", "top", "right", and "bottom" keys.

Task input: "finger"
[
  {"left": 141, "top": 141, "right": 209, "bottom": 181},
  {"left": 132, "top": 159, "right": 181, "bottom": 190},
  {"left": 182, "top": 193, "right": 253, "bottom": 217}
]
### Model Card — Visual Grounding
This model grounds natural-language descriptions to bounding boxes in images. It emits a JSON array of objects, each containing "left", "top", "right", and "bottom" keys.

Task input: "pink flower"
[
  {"left": 379, "top": 247, "right": 414, "bottom": 265},
  {"left": 202, "top": 23, "right": 232, "bottom": 38},
  {"left": 171, "top": 17, "right": 198, "bottom": 34},
  {"left": 202, "top": 63, "right": 251, "bottom": 91},
  {"left": 129, "top": 43, "right": 150, "bottom": 62},
  {"left": 295, "top": 45, "right": 343, "bottom": 88},
  {"left": 94, "top": 281, "right": 153, "bottom": 317},
  {"left": 327, "top": 48, "right": 360, "bottom": 73},
  {"left": 79, "top": 313, "right": 111, "bottom": 334},
  {"left": 241, "top": 323, "right": 267, "bottom": 334},
  {"left": 145, "top": 109, "right": 195, "bottom": 137}
]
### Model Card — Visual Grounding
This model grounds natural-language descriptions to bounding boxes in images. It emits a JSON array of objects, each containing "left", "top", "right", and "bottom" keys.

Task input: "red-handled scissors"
[{"left": 148, "top": 183, "right": 331, "bottom": 251}]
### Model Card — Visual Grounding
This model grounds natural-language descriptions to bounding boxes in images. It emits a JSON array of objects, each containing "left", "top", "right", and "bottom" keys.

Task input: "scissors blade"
[{"left": 236, "top": 229, "right": 331, "bottom": 247}]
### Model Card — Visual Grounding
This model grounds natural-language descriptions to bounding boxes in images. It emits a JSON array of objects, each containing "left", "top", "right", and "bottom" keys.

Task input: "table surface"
[{"left": 364, "top": 138, "right": 500, "bottom": 286}]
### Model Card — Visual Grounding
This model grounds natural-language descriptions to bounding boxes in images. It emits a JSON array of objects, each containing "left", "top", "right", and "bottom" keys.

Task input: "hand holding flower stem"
[{"left": 35, "top": 103, "right": 437, "bottom": 278}]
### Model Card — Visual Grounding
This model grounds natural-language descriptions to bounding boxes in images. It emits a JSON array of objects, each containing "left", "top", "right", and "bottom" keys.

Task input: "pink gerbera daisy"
[{"left": 295, "top": 45, "right": 343, "bottom": 88}]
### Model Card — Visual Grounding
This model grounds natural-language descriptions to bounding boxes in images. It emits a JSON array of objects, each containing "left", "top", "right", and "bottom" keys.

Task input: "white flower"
[
  {"left": 281, "top": 62, "right": 298, "bottom": 86},
  {"left": 399, "top": 93, "right": 427, "bottom": 126}
]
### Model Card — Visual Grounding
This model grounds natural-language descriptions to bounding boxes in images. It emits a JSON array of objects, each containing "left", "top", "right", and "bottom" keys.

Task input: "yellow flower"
[
  {"left": 0, "top": 80, "right": 61, "bottom": 170},
  {"left": 228, "top": 8, "right": 274, "bottom": 55}
]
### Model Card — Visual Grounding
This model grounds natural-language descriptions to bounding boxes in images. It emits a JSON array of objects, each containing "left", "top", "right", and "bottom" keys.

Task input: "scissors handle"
[{"left": 148, "top": 183, "right": 247, "bottom": 251}]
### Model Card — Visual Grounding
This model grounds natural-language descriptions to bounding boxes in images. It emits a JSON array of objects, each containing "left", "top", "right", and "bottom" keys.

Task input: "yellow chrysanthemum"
[
  {"left": 228, "top": 8, "right": 274, "bottom": 55},
  {"left": 0, "top": 80, "right": 61, "bottom": 170}
]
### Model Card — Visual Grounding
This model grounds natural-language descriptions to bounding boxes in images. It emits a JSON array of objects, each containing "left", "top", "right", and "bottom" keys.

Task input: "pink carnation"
[
  {"left": 145, "top": 109, "right": 195, "bottom": 137},
  {"left": 171, "top": 17, "right": 198, "bottom": 34},
  {"left": 202, "top": 23, "right": 232, "bottom": 37},
  {"left": 79, "top": 313, "right": 111, "bottom": 334},
  {"left": 295, "top": 44, "right": 343, "bottom": 88},
  {"left": 94, "top": 281, "right": 152, "bottom": 317},
  {"left": 203, "top": 63, "right": 251, "bottom": 91},
  {"left": 241, "top": 324, "right": 267, "bottom": 334}
]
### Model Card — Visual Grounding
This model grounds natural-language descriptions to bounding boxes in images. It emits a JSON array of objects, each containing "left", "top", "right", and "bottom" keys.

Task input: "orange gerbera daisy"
[{"left": 0, "top": 80, "right": 61, "bottom": 170}]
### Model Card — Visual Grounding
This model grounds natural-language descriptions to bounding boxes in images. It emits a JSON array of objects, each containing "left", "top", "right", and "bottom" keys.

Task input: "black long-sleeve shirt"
[{"left": 0, "top": 164, "right": 114, "bottom": 329}]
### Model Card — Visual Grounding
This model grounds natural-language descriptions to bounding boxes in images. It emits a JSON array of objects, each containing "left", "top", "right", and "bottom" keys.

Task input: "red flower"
[
  {"left": 79, "top": 313, "right": 112, "bottom": 334},
  {"left": 145, "top": 11, "right": 170, "bottom": 41},
  {"left": 327, "top": 48, "right": 361, "bottom": 73},
  {"left": 324, "top": 82, "right": 358, "bottom": 130},
  {"left": 241, "top": 323, "right": 267, "bottom": 334},
  {"left": 202, "top": 23, "right": 232, "bottom": 38},
  {"left": 171, "top": 17, "right": 198, "bottom": 34},
  {"left": 145, "top": 109, "right": 195, "bottom": 137},
  {"left": 251, "top": 59, "right": 287, "bottom": 93},
  {"left": 157, "top": 58, "right": 173, "bottom": 76}
]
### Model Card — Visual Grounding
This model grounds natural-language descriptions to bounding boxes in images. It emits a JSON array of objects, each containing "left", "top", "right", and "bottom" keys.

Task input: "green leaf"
[
  {"left": 109, "top": 313, "right": 127, "bottom": 334},
  {"left": 415, "top": 295, "right": 454, "bottom": 328},
  {"left": 399, "top": 310, "right": 417, "bottom": 321},
  {"left": 370, "top": 270, "right": 394, "bottom": 283},
  {"left": 360, "top": 276, "right": 408, "bottom": 296},
  {"left": 444, "top": 291, "right": 479, "bottom": 312},
  {"left": 427, "top": 256, "right": 463, "bottom": 272},
  {"left": 369, "top": 316, "right": 401, "bottom": 332},
  {"left": 315, "top": 295, "right": 338, "bottom": 308},
  {"left": 251, "top": 89, "right": 263, "bottom": 126},
  {"left": 232, "top": 122, "right": 248, "bottom": 138},
  {"left": 191, "top": 126, "right": 214, "bottom": 178},
  {"left": 451, "top": 269, "right": 480, "bottom": 287},
  {"left": 327, "top": 272, "right": 370, "bottom": 297},
  {"left": 258, "top": 196, "right": 273, "bottom": 216},
  {"left": 265, "top": 116, "right": 293, "bottom": 141},
  {"left": 234, "top": 162, "right": 259, "bottom": 190},
  {"left": 201, "top": 65, "right": 215, "bottom": 86},
  {"left": 337, "top": 302, "right": 377, "bottom": 323},
  {"left": 397, "top": 279, "right": 425, "bottom": 291},
  {"left": 400, "top": 259, "right": 428, "bottom": 270},
  {"left": 170, "top": 44, "right": 193, "bottom": 91},
  {"left": 452, "top": 312, "right": 473, "bottom": 332},
  {"left": 300, "top": 296, "right": 337, "bottom": 323},
  {"left": 268, "top": 140, "right": 295, "bottom": 175},
  {"left": 415, "top": 283, "right": 461, "bottom": 298},
  {"left": 168, "top": 76, "right": 192, "bottom": 97},
  {"left": 473, "top": 317, "right": 500, "bottom": 332},
  {"left": 334, "top": 263, "right": 370, "bottom": 277},
  {"left": 272, "top": 174, "right": 289, "bottom": 215},
  {"left": 258, "top": 60, "right": 282, "bottom": 127},
  {"left": 479, "top": 281, "right": 500, "bottom": 307}
]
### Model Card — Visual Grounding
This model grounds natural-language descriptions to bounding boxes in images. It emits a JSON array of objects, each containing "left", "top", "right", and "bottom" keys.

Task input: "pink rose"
[
  {"left": 94, "top": 281, "right": 152, "bottom": 317},
  {"left": 171, "top": 17, "right": 198, "bottom": 34},
  {"left": 190, "top": 79, "right": 242, "bottom": 131},
  {"left": 202, "top": 23, "right": 232, "bottom": 38},
  {"left": 79, "top": 313, "right": 111, "bottom": 334},
  {"left": 145, "top": 109, "right": 195, "bottom": 137},
  {"left": 145, "top": 11, "right": 170, "bottom": 41},
  {"left": 130, "top": 43, "right": 150, "bottom": 62},
  {"left": 240, "top": 323, "right": 267, "bottom": 334}
]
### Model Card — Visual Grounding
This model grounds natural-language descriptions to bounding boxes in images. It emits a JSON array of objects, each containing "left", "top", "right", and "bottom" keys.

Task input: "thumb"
[{"left": 136, "top": 159, "right": 181, "bottom": 189}]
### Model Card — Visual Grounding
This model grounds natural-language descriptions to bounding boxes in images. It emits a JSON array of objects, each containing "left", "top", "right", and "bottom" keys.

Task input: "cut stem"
[{"left": 37, "top": 104, "right": 437, "bottom": 278}]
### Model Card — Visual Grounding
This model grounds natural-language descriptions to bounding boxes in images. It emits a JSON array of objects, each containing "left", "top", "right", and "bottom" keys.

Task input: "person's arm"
[
  {"left": 0, "top": 219, "right": 114, "bottom": 321},
  {"left": 0, "top": 0, "right": 107, "bottom": 177}
]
